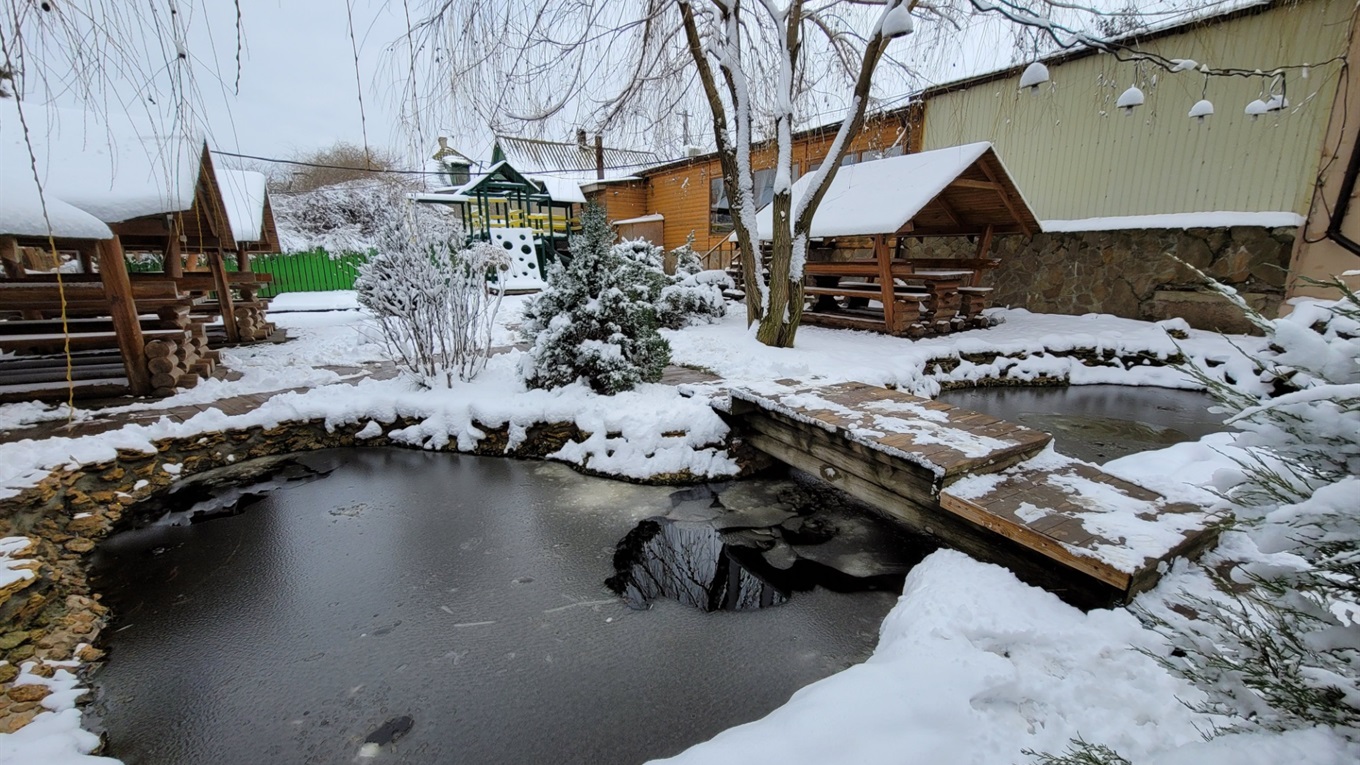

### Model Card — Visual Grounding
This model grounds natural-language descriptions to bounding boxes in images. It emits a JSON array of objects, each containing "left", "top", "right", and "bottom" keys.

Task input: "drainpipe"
[{"left": 595, "top": 134, "right": 604, "bottom": 180}]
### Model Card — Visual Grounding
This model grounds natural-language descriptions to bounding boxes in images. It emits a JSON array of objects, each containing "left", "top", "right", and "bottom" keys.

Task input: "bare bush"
[{"left": 355, "top": 216, "right": 511, "bottom": 387}]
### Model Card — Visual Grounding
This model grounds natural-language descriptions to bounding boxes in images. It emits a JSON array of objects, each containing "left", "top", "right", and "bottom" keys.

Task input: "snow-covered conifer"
[{"left": 520, "top": 203, "right": 670, "bottom": 393}]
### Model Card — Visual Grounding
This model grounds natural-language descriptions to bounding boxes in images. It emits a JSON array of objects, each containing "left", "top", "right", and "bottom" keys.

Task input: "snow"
[
  {"left": 880, "top": 5, "right": 914, "bottom": 37},
  {"left": 612, "top": 213, "right": 664, "bottom": 225},
  {"left": 218, "top": 169, "right": 268, "bottom": 243},
  {"left": 267, "top": 291, "right": 361, "bottom": 312},
  {"left": 530, "top": 174, "right": 588, "bottom": 205},
  {"left": 753, "top": 142, "right": 997, "bottom": 239},
  {"left": 0, "top": 165, "right": 113, "bottom": 240},
  {"left": 651, "top": 550, "right": 1214, "bottom": 764},
  {"left": 1, "top": 291, "right": 1348, "bottom": 764},
  {"left": 1, "top": 101, "right": 202, "bottom": 225},
  {"left": 1042, "top": 211, "right": 1305, "bottom": 232}
]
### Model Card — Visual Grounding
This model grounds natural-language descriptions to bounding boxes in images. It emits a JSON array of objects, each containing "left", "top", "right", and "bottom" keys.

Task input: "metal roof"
[{"left": 493, "top": 135, "right": 659, "bottom": 180}]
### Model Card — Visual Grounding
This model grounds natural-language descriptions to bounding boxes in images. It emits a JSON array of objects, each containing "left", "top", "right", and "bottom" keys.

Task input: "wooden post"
[
  {"left": 0, "top": 236, "right": 22, "bottom": 279},
  {"left": 972, "top": 225, "right": 994, "bottom": 287},
  {"left": 236, "top": 246, "right": 252, "bottom": 273},
  {"left": 875, "top": 235, "right": 895, "bottom": 331},
  {"left": 164, "top": 227, "right": 184, "bottom": 279},
  {"left": 76, "top": 242, "right": 96, "bottom": 274},
  {"left": 209, "top": 249, "right": 240, "bottom": 343},
  {"left": 98, "top": 235, "right": 152, "bottom": 395}
]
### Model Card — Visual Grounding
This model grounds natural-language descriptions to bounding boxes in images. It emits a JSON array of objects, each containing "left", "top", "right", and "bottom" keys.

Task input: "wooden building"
[{"left": 0, "top": 103, "right": 274, "bottom": 401}]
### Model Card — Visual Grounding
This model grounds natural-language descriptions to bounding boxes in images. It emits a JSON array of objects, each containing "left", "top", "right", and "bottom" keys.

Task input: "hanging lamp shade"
[
  {"left": 1188, "top": 99, "right": 1214, "bottom": 121},
  {"left": 1018, "top": 62, "right": 1050, "bottom": 93},
  {"left": 1245, "top": 99, "right": 1269, "bottom": 119},
  {"left": 1116, "top": 86, "right": 1145, "bottom": 115}
]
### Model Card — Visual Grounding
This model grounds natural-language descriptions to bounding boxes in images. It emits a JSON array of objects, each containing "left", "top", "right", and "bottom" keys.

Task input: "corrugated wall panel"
[{"left": 921, "top": 0, "right": 1352, "bottom": 221}]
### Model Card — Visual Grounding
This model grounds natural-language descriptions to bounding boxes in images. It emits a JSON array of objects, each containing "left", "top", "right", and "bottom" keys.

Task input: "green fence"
[
  {"left": 123, "top": 250, "right": 368, "bottom": 297},
  {"left": 251, "top": 251, "right": 367, "bottom": 298}
]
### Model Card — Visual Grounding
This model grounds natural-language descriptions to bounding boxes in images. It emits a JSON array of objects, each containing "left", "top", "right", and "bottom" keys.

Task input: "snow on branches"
[
  {"left": 273, "top": 178, "right": 459, "bottom": 255},
  {"left": 355, "top": 214, "right": 510, "bottom": 387},
  {"left": 1147, "top": 278, "right": 1360, "bottom": 736}
]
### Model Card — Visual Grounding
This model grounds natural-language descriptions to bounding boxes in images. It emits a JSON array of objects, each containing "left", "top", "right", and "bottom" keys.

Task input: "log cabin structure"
[
  {"left": 751, "top": 142, "right": 1039, "bottom": 336},
  {"left": 0, "top": 103, "right": 273, "bottom": 402}
]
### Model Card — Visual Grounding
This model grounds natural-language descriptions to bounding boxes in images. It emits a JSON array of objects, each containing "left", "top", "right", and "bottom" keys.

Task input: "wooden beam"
[
  {"left": 236, "top": 246, "right": 252, "bottom": 273},
  {"left": 209, "top": 249, "right": 240, "bottom": 343},
  {"left": 97, "top": 236, "right": 151, "bottom": 395},
  {"left": 976, "top": 159, "right": 1033, "bottom": 237},
  {"left": 949, "top": 178, "right": 1000, "bottom": 191}
]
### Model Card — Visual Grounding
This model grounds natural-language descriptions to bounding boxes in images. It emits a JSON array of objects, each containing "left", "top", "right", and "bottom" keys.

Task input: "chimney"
[
  {"left": 595, "top": 134, "right": 604, "bottom": 180},
  {"left": 576, "top": 128, "right": 588, "bottom": 148}
]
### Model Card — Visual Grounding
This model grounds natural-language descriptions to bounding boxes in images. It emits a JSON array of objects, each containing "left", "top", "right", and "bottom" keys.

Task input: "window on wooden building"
[{"left": 710, "top": 165, "right": 801, "bottom": 232}]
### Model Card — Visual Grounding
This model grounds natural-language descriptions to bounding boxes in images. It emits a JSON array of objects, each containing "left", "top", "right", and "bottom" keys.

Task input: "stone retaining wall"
[{"left": 826, "top": 226, "right": 1298, "bottom": 334}]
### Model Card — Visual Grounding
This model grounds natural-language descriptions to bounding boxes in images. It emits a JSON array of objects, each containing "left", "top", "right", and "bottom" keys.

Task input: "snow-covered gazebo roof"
[
  {"left": 754, "top": 142, "right": 1039, "bottom": 240},
  {"left": 1, "top": 101, "right": 235, "bottom": 249},
  {"left": 219, "top": 169, "right": 279, "bottom": 251}
]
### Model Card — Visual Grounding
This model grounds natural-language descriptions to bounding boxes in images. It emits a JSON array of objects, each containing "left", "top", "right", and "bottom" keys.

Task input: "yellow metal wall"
[{"left": 921, "top": 0, "right": 1353, "bottom": 221}]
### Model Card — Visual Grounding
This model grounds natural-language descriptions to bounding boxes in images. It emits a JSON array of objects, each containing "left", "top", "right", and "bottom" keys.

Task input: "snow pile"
[
  {"left": 266, "top": 291, "right": 361, "bottom": 312},
  {"left": 0, "top": 349, "right": 736, "bottom": 500},
  {"left": 667, "top": 307, "right": 1250, "bottom": 397},
  {"left": 652, "top": 550, "right": 1210, "bottom": 763},
  {"left": 0, "top": 658, "right": 113, "bottom": 765}
]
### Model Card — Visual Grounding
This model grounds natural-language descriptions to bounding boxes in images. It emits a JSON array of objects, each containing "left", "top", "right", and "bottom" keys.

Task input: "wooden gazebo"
[
  {"left": 0, "top": 104, "right": 272, "bottom": 401},
  {"left": 754, "top": 142, "right": 1039, "bottom": 336}
]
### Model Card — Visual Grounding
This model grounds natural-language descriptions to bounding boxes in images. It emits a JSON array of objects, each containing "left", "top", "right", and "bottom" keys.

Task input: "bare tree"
[
  {"left": 403, "top": 0, "right": 1316, "bottom": 348},
  {"left": 274, "top": 141, "right": 402, "bottom": 193}
]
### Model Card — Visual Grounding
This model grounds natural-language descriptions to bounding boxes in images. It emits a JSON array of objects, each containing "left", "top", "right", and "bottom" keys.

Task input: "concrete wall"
[{"left": 921, "top": 0, "right": 1352, "bottom": 221}]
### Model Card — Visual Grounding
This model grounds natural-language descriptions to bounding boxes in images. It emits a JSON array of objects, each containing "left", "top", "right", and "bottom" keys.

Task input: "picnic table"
[{"left": 802, "top": 254, "right": 998, "bottom": 336}]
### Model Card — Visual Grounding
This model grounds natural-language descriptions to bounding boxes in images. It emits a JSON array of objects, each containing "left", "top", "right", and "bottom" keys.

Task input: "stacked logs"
[
  {"left": 143, "top": 323, "right": 219, "bottom": 397},
  {"left": 233, "top": 301, "right": 276, "bottom": 342}
]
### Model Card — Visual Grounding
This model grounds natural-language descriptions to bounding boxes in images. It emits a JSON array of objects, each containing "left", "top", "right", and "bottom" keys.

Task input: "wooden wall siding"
[
  {"left": 920, "top": 0, "right": 1352, "bottom": 222},
  {"left": 593, "top": 181, "right": 650, "bottom": 224},
  {"left": 645, "top": 109, "right": 923, "bottom": 253}
]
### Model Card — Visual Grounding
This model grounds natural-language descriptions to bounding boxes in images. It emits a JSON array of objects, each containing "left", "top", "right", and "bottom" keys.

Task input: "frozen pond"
[
  {"left": 938, "top": 384, "right": 1227, "bottom": 462},
  {"left": 89, "top": 449, "right": 900, "bottom": 765}
]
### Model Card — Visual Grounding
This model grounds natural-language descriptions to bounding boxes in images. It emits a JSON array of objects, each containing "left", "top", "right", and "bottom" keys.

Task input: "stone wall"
[{"left": 829, "top": 226, "right": 1298, "bottom": 334}]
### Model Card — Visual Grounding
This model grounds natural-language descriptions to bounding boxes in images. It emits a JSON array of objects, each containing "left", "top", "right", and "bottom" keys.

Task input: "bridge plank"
[{"left": 727, "top": 379, "right": 1221, "bottom": 604}]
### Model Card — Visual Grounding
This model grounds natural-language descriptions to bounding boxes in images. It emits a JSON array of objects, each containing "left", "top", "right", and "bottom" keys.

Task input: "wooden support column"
[
  {"left": 163, "top": 219, "right": 183, "bottom": 278},
  {"left": 236, "top": 246, "right": 252, "bottom": 273},
  {"left": 972, "top": 225, "right": 994, "bottom": 287},
  {"left": 875, "top": 235, "right": 895, "bottom": 330},
  {"left": 0, "top": 236, "right": 22, "bottom": 279},
  {"left": 98, "top": 235, "right": 152, "bottom": 395},
  {"left": 76, "top": 242, "right": 97, "bottom": 274},
  {"left": 209, "top": 249, "right": 240, "bottom": 343}
]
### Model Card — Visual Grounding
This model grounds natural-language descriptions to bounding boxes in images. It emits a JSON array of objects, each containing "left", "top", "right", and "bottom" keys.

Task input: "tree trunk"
[{"left": 755, "top": 189, "right": 803, "bottom": 347}]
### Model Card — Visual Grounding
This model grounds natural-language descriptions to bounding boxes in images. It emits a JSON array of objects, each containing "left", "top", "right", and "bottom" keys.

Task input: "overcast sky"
[{"left": 14, "top": 0, "right": 1237, "bottom": 173}]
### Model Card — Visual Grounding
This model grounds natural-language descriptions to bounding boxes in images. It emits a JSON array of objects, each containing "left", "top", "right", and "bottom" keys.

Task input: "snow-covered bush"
[
  {"left": 520, "top": 203, "right": 670, "bottom": 394},
  {"left": 273, "top": 178, "right": 460, "bottom": 255},
  {"left": 355, "top": 216, "right": 510, "bottom": 387},
  {"left": 610, "top": 236, "right": 729, "bottom": 330},
  {"left": 1147, "top": 277, "right": 1360, "bottom": 735}
]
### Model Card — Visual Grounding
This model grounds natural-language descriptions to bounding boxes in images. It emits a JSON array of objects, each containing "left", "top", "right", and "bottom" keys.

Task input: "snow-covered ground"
[{"left": 3, "top": 294, "right": 1349, "bottom": 765}]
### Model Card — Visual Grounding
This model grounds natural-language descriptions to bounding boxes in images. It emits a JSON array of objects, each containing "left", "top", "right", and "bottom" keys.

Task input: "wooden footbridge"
[{"left": 725, "top": 381, "right": 1220, "bottom": 606}]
